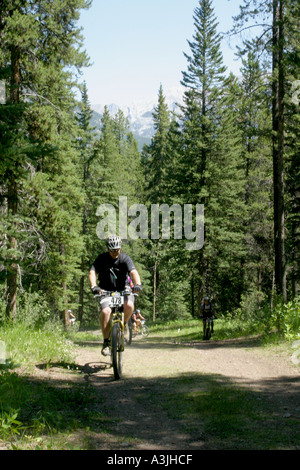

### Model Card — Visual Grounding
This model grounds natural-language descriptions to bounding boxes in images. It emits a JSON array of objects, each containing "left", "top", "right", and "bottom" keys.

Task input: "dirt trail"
[{"left": 71, "top": 333, "right": 300, "bottom": 450}]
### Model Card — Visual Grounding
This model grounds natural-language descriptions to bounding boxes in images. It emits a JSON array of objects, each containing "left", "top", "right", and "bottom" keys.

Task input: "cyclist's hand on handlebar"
[
  {"left": 91, "top": 286, "right": 102, "bottom": 295},
  {"left": 132, "top": 284, "right": 143, "bottom": 293}
]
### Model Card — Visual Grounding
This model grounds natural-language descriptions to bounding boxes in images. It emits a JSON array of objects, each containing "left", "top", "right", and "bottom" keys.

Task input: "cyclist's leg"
[
  {"left": 100, "top": 305, "right": 112, "bottom": 355},
  {"left": 202, "top": 319, "right": 206, "bottom": 338},
  {"left": 123, "top": 295, "right": 134, "bottom": 324},
  {"left": 100, "top": 306, "right": 111, "bottom": 338}
]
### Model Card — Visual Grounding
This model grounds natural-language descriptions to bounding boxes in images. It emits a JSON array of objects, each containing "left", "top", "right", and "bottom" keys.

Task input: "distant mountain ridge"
[{"left": 90, "top": 86, "right": 184, "bottom": 150}]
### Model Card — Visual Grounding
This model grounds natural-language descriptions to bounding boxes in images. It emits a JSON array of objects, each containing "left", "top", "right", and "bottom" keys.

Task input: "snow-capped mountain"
[{"left": 91, "top": 86, "right": 184, "bottom": 142}]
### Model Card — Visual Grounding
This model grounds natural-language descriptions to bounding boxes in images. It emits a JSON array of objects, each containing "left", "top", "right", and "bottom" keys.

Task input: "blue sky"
[{"left": 78, "top": 0, "right": 243, "bottom": 106}]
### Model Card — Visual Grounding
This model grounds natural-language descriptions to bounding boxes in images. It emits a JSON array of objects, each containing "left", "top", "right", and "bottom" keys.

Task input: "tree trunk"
[
  {"left": 78, "top": 204, "right": 87, "bottom": 323},
  {"left": 191, "top": 270, "right": 195, "bottom": 317},
  {"left": 78, "top": 257, "right": 85, "bottom": 323},
  {"left": 153, "top": 254, "right": 157, "bottom": 323},
  {"left": 152, "top": 244, "right": 160, "bottom": 322},
  {"left": 272, "top": 0, "right": 287, "bottom": 302},
  {"left": 5, "top": 178, "right": 18, "bottom": 320},
  {"left": 5, "top": 45, "right": 20, "bottom": 319}
]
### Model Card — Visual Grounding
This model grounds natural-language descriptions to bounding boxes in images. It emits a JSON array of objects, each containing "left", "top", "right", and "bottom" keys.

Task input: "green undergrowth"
[
  {"left": 0, "top": 321, "right": 84, "bottom": 449},
  {"left": 0, "top": 322, "right": 74, "bottom": 368},
  {"left": 148, "top": 316, "right": 261, "bottom": 342}
]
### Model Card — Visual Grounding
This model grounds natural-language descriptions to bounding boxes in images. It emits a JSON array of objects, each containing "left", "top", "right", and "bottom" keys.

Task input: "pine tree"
[
  {"left": 142, "top": 85, "right": 173, "bottom": 320},
  {"left": 180, "top": 0, "right": 227, "bottom": 198},
  {"left": 146, "top": 84, "right": 170, "bottom": 200},
  {"left": 272, "top": 0, "right": 287, "bottom": 302},
  {"left": 76, "top": 82, "right": 98, "bottom": 322},
  {"left": 285, "top": 0, "right": 300, "bottom": 297},
  {"left": 178, "top": 0, "right": 246, "bottom": 313},
  {"left": 235, "top": 52, "right": 274, "bottom": 306},
  {"left": 0, "top": 0, "right": 91, "bottom": 320},
  {"left": 112, "top": 108, "right": 144, "bottom": 206},
  {"left": 230, "top": 0, "right": 292, "bottom": 302},
  {"left": 0, "top": 1, "right": 38, "bottom": 318}
]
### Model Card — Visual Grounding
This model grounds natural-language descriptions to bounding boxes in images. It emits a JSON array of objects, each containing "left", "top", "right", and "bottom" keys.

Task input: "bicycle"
[
  {"left": 69, "top": 318, "right": 79, "bottom": 332},
  {"left": 200, "top": 316, "right": 216, "bottom": 341},
  {"left": 95, "top": 288, "right": 135, "bottom": 380},
  {"left": 133, "top": 320, "right": 149, "bottom": 338}
]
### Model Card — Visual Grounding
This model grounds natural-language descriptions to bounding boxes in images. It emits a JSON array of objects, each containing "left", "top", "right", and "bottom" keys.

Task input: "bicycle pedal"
[{"left": 101, "top": 346, "right": 111, "bottom": 357}]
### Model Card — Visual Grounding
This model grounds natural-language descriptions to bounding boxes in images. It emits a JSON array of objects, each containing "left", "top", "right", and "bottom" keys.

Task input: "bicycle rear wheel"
[
  {"left": 141, "top": 325, "right": 149, "bottom": 337},
  {"left": 111, "top": 322, "right": 123, "bottom": 380},
  {"left": 124, "top": 319, "right": 133, "bottom": 345}
]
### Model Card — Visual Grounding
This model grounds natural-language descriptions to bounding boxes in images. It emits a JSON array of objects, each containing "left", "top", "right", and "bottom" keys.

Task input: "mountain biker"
[
  {"left": 89, "top": 234, "right": 142, "bottom": 356},
  {"left": 68, "top": 309, "right": 76, "bottom": 326},
  {"left": 200, "top": 296, "right": 216, "bottom": 339},
  {"left": 131, "top": 308, "right": 145, "bottom": 332}
]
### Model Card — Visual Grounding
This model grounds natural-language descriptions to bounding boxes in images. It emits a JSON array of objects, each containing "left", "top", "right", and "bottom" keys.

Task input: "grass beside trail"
[
  {"left": 148, "top": 317, "right": 261, "bottom": 341},
  {"left": 0, "top": 322, "right": 100, "bottom": 449}
]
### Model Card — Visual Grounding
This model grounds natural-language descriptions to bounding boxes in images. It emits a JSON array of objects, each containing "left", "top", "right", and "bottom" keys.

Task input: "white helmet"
[{"left": 106, "top": 234, "right": 122, "bottom": 250}]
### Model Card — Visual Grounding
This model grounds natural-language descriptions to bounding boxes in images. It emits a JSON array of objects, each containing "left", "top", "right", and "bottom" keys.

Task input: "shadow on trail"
[
  {"left": 125, "top": 334, "right": 262, "bottom": 351},
  {"left": 36, "top": 360, "right": 110, "bottom": 376}
]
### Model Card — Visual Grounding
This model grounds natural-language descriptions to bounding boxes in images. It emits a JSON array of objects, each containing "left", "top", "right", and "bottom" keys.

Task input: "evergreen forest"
[{"left": 1, "top": 0, "right": 300, "bottom": 337}]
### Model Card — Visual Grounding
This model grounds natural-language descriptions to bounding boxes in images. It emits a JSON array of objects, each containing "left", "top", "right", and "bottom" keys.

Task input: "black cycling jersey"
[
  {"left": 200, "top": 302, "right": 215, "bottom": 317},
  {"left": 92, "top": 252, "right": 135, "bottom": 291}
]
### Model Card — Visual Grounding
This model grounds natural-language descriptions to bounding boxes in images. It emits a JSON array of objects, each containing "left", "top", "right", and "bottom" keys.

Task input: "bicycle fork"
[{"left": 111, "top": 312, "right": 125, "bottom": 352}]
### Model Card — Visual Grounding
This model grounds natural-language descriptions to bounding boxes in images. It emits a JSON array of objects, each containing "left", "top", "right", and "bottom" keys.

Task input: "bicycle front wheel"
[
  {"left": 111, "top": 322, "right": 123, "bottom": 380},
  {"left": 205, "top": 322, "right": 211, "bottom": 340}
]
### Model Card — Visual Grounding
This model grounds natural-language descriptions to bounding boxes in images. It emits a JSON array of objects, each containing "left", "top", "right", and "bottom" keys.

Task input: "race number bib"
[{"left": 109, "top": 296, "right": 124, "bottom": 307}]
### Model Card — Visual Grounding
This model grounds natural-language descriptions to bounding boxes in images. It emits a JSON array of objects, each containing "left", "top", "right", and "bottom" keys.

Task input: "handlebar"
[{"left": 94, "top": 289, "right": 138, "bottom": 298}]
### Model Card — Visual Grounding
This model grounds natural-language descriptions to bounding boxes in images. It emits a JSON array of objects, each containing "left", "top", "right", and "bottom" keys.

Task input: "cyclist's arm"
[
  {"left": 130, "top": 269, "right": 141, "bottom": 286},
  {"left": 89, "top": 265, "right": 97, "bottom": 288}
]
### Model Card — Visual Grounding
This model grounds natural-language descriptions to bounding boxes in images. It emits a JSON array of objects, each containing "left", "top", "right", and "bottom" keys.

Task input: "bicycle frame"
[
  {"left": 95, "top": 288, "right": 134, "bottom": 379},
  {"left": 110, "top": 309, "right": 125, "bottom": 334},
  {"left": 200, "top": 316, "right": 215, "bottom": 340}
]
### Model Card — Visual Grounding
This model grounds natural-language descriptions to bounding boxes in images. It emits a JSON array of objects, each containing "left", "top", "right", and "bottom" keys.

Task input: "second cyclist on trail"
[
  {"left": 131, "top": 309, "right": 145, "bottom": 333},
  {"left": 200, "top": 296, "right": 217, "bottom": 339},
  {"left": 89, "top": 235, "right": 142, "bottom": 356}
]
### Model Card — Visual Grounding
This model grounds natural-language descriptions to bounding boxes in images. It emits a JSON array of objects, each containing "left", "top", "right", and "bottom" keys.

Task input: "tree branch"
[{"left": 21, "top": 93, "right": 62, "bottom": 112}]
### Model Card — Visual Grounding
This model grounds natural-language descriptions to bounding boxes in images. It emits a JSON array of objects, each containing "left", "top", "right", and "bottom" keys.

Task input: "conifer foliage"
[
  {"left": 0, "top": 0, "right": 299, "bottom": 325},
  {"left": 0, "top": 0, "right": 91, "bottom": 321}
]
